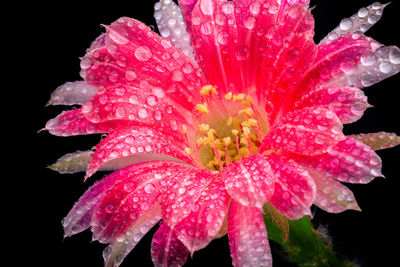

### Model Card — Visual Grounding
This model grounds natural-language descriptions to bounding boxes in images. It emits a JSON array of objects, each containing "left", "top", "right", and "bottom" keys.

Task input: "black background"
[{"left": 16, "top": 0, "right": 400, "bottom": 266}]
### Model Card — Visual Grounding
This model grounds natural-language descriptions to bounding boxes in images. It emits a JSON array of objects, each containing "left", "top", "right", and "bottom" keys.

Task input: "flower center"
[{"left": 186, "top": 85, "right": 269, "bottom": 171}]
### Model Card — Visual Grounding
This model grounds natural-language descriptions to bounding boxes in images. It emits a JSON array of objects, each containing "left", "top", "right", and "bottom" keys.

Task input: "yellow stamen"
[
  {"left": 199, "top": 123, "right": 210, "bottom": 131},
  {"left": 200, "top": 85, "right": 218, "bottom": 96},
  {"left": 238, "top": 108, "right": 254, "bottom": 116},
  {"left": 222, "top": 137, "right": 232, "bottom": 146},
  {"left": 226, "top": 116, "right": 233, "bottom": 126},
  {"left": 184, "top": 147, "right": 191, "bottom": 154},
  {"left": 232, "top": 129, "right": 240, "bottom": 136},
  {"left": 182, "top": 125, "right": 187, "bottom": 133},
  {"left": 196, "top": 103, "right": 209, "bottom": 113},
  {"left": 225, "top": 92, "right": 233, "bottom": 100}
]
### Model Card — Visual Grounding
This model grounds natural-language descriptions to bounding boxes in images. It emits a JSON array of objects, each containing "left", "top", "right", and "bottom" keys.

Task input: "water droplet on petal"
[
  {"left": 200, "top": 0, "right": 214, "bottom": 15},
  {"left": 360, "top": 52, "right": 377, "bottom": 67},
  {"left": 389, "top": 47, "right": 400, "bottom": 65},
  {"left": 340, "top": 18, "right": 353, "bottom": 31},
  {"left": 146, "top": 95, "right": 157, "bottom": 106},
  {"left": 144, "top": 183, "right": 156, "bottom": 194},
  {"left": 109, "top": 27, "right": 130, "bottom": 45},
  {"left": 138, "top": 108, "right": 148, "bottom": 119},
  {"left": 135, "top": 46, "right": 152, "bottom": 61},
  {"left": 379, "top": 62, "right": 393, "bottom": 74},
  {"left": 236, "top": 46, "right": 249, "bottom": 61}
]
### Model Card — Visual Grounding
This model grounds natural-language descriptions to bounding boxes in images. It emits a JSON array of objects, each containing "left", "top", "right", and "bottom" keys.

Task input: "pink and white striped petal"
[
  {"left": 151, "top": 222, "right": 189, "bottom": 267},
  {"left": 103, "top": 204, "right": 162, "bottom": 267},
  {"left": 227, "top": 199, "right": 272, "bottom": 267},
  {"left": 86, "top": 126, "right": 193, "bottom": 178},
  {"left": 159, "top": 168, "right": 215, "bottom": 229},
  {"left": 306, "top": 167, "right": 360, "bottom": 213},
  {"left": 320, "top": 2, "right": 389, "bottom": 44},
  {"left": 222, "top": 154, "right": 275, "bottom": 209},
  {"left": 294, "top": 85, "right": 370, "bottom": 124},
  {"left": 261, "top": 107, "right": 344, "bottom": 156},
  {"left": 90, "top": 161, "right": 192, "bottom": 242},
  {"left": 349, "top": 132, "right": 400, "bottom": 151},
  {"left": 173, "top": 178, "right": 229, "bottom": 253},
  {"left": 291, "top": 137, "right": 383, "bottom": 184},
  {"left": 45, "top": 108, "right": 108, "bottom": 136},
  {"left": 267, "top": 154, "right": 316, "bottom": 220}
]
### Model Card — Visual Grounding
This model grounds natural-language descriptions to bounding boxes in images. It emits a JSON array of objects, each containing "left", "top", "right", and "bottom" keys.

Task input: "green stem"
[{"left": 264, "top": 215, "right": 355, "bottom": 267}]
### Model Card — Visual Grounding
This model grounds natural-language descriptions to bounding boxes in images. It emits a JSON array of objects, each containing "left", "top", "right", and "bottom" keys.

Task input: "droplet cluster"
[
  {"left": 47, "top": 81, "right": 98, "bottom": 106},
  {"left": 321, "top": 2, "right": 389, "bottom": 43},
  {"left": 154, "top": 0, "right": 195, "bottom": 59}
]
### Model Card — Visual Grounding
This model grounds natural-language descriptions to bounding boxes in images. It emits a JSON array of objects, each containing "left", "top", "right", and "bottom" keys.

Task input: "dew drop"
[
  {"left": 339, "top": 18, "right": 353, "bottom": 31},
  {"left": 135, "top": 46, "right": 152, "bottom": 62},
  {"left": 108, "top": 27, "right": 130, "bottom": 45},
  {"left": 144, "top": 183, "right": 156, "bottom": 194},
  {"left": 244, "top": 16, "right": 257, "bottom": 30},
  {"left": 138, "top": 108, "right": 148, "bottom": 119},
  {"left": 125, "top": 70, "right": 137, "bottom": 81},
  {"left": 360, "top": 52, "right": 377, "bottom": 67},
  {"left": 105, "top": 204, "right": 114, "bottom": 213},
  {"left": 171, "top": 69, "right": 184, "bottom": 82},
  {"left": 236, "top": 46, "right": 249, "bottom": 61},
  {"left": 379, "top": 62, "right": 393, "bottom": 74},
  {"left": 200, "top": 0, "right": 214, "bottom": 15},
  {"left": 358, "top": 7, "right": 369, "bottom": 18},
  {"left": 389, "top": 47, "right": 400, "bottom": 65},
  {"left": 146, "top": 95, "right": 157, "bottom": 106}
]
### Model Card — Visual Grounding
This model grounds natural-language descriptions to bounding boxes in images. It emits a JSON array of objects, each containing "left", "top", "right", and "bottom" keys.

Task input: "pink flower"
[{"left": 46, "top": 0, "right": 400, "bottom": 266}]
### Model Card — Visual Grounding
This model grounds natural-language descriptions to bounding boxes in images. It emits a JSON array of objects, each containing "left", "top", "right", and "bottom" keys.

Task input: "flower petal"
[
  {"left": 102, "top": 204, "right": 161, "bottom": 267},
  {"left": 81, "top": 17, "right": 203, "bottom": 110},
  {"left": 86, "top": 126, "right": 193, "bottom": 178},
  {"left": 261, "top": 107, "right": 344, "bottom": 156},
  {"left": 267, "top": 154, "right": 316, "bottom": 220},
  {"left": 173, "top": 178, "right": 229, "bottom": 253},
  {"left": 154, "top": 0, "right": 195, "bottom": 59},
  {"left": 46, "top": 81, "right": 98, "bottom": 106},
  {"left": 291, "top": 137, "right": 383, "bottom": 184},
  {"left": 151, "top": 222, "right": 189, "bottom": 267},
  {"left": 349, "top": 132, "right": 400, "bottom": 151},
  {"left": 188, "top": 0, "right": 316, "bottom": 102},
  {"left": 320, "top": 2, "right": 389, "bottom": 44},
  {"left": 45, "top": 108, "right": 108, "bottom": 136},
  {"left": 305, "top": 167, "right": 360, "bottom": 213},
  {"left": 62, "top": 168, "right": 128, "bottom": 237},
  {"left": 91, "top": 161, "right": 191, "bottom": 242},
  {"left": 294, "top": 85, "right": 370, "bottom": 124},
  {"left": 227, "top": 199, "right": 272, "bottom": 267},
  {"left": 222, "top": 154, "right": 275, "bottom": 208},
  {"left": 159, "top": 168, "right": 215, "bottom": 229}
]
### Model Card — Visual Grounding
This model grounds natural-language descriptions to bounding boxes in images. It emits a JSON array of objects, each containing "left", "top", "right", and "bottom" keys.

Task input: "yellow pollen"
[
  {"left": 182, "top": 125, "right": 187, "bottom": 133},
  {"left": 184, "top": 147, "right": 191, "bottom": 154},
  {"left": 232, "top": 129, "right": 240, "bottom": 136},
  {"left": 233, "top": 93, "right": 246, "bottom": 102},
  {"left": 225, "top": 92, "right": 233, "bottom": 100},
  {"left": 226, "top": 116, "right": 233, "bottom": 126},
  {"left": 200, "top": 85, "right": 218, "bottom": 96},
  {"left": 199, "top": 123, "right": 210, "bottom": 131},
  {"left": 196, "top": 103, "right": 209, "bottom": 113},
  {"left": 223, "top": 137, "right": 232, "bottom": 146},
  {"left": 238, "top": 108, "right": 254, "bottom": 116}
]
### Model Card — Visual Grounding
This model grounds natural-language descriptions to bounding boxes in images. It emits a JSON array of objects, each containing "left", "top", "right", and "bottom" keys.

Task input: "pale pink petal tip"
[
  {"left": 349, "top": 132, "right": 400, "bottom": 151},
  {"left": 228, "top": 200, "right": 272, "bottom": 267},
  {"left": 46, "top": 81, "right": 98, "bottom": 106}
]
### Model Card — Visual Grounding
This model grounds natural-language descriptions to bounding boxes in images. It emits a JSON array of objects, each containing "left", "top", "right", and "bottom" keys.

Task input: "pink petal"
[
  {"left": 291, "top": 137, "right": 383, "bottom": 184},
  {"left": 294, "top": 85, "right": 370, "bottom": 124},
  {"left": 177, "top": 0, "right": 199, "bottom": 34},
  {"left": 151, "top": 222, "right": 189, "bottom": 267},
  {"left": 103, "top": 204, "right": 162, "bottom": 267},
  {"left": 81, "top": 17, "right": 204, "bottom": 110},
  {"left": 86, "top": 126, "right": 193, "bottom": 178},
  {"left": 188, "top": 0, "right": 316, "bottom": 102},
  {"left": 45, "top": 108, "right": 108, "bottom": 136},
  {"left": 261, "top": 107, "right": 344, "bottom": 156},
  {"left": 283, "top": 34, "right": 374, "bottom": 111},
  {"left": 81, "top": 84, "right": 192, "bottom": 142},
  {"left": 227, "top": 199, "right": 272, "bottom": 267},
  {"left": 307, "top": 167, "right": 360, "bottom": 213},
  {"left": 222, "top": 154, "right": 275, "bottom": 208},
  {"left": 62, "top": 167, "right": 128, "bottom": 237},
  {"left": 90, "top": 161, "right": 192, "bottom": 242},
  {"left": 173, "top": 178, "right": 229, "bottom": 253},
  {"left": 159, "top": 167, "right": 215, "bottom": 229},
  {"left": 268, "top": 154, "right": 316, "bottom": 220},
  {"left": 349, "top": 132, "right": 400, "bottom": 151},
  {"left": 320, "top": 2, "right": 389, "bottom": 44}
]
